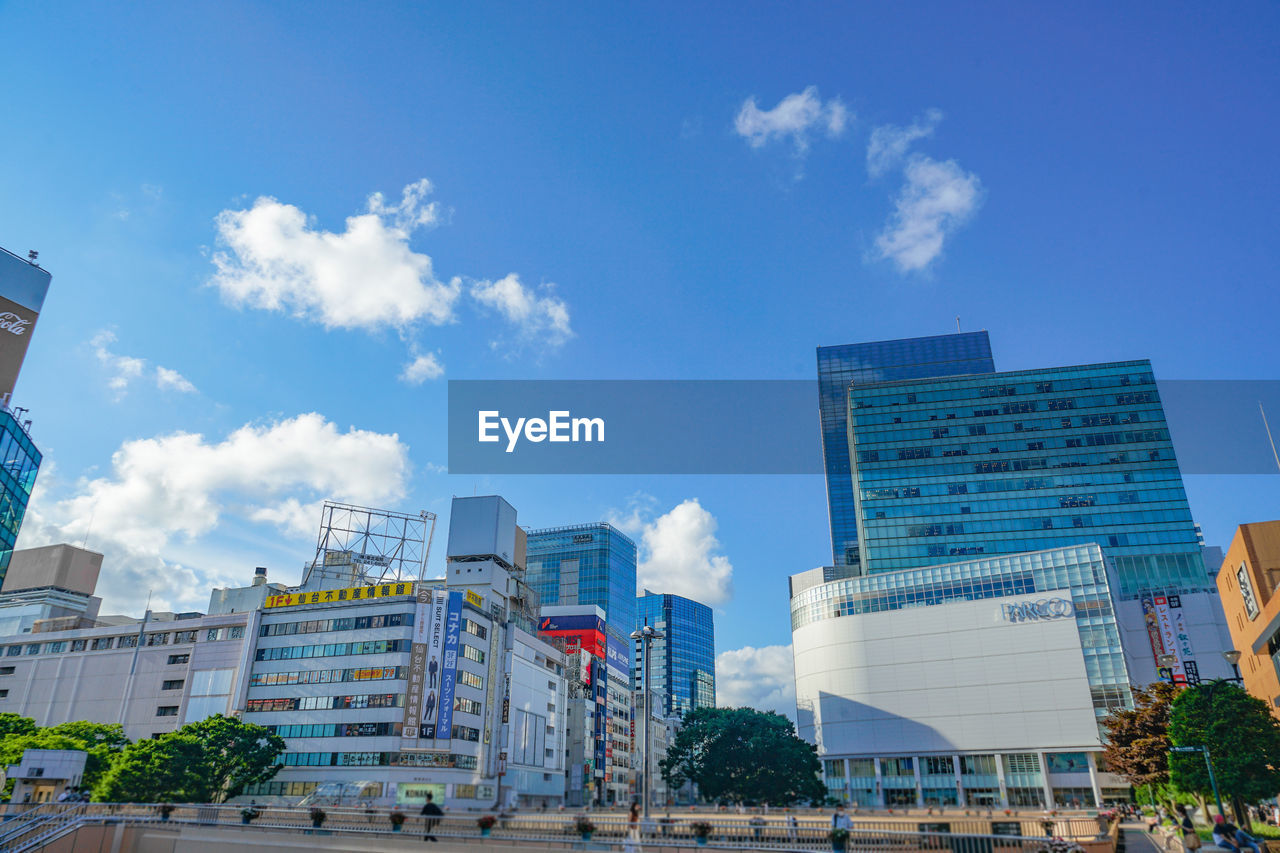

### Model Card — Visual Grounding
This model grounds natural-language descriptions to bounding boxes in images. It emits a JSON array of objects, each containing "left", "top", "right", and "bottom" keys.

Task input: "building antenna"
[
  {"left": 80, "top": 503, "right": 97, "bottom": 549},
  {"left": 956, "top": 316, "right": 961, "bottom": 333},
  {"left": 1262, "top": 402, "right": 1280, "bottom": 475}
]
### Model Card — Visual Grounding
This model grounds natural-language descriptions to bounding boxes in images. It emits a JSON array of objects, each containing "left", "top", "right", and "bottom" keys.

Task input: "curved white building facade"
[{"left": 790, "top": 545, "right": 1133, "bottom": 808}]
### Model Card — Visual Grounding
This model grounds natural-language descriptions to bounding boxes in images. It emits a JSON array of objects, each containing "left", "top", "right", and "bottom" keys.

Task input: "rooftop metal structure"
[{"left": 302, "top": 501, "right": 437, "bottom": 587}]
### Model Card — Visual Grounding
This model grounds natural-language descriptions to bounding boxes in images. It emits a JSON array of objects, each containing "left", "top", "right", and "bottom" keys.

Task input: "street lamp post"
[
  {"left": 1171, "top": 746, "right": 1224, "bottom": 819},
  {"left": 630, "top": 625, "right": 665, "bottom": 821}
]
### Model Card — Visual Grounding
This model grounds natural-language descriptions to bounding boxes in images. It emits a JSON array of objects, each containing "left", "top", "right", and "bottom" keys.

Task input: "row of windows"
[
  {"left": 269, "top": 721, "right": 402, "bottom": 738},
  {"left": 859, "top": 409, "right": 1152, "bottom": 442},
  {"left": 462, "top": 618, "right": 487, "bottom": 640},
  {"left": 254, "top": 639, "right": 407, "bottom": 661},
  {"left": 249, "top": 666, "right": 404, "bottom": 687},
  {"left": 864, "top": 489, "right": 1188, "bottom": 516},
  {"left": 874, "top": 508, "right": 1194, "bottom": 539},
  {"left": 4, "top": 626, "right": 242, "bottom": 658},
  {"left": 862, "top": 468, "right": 1184, "bottom": 501},
  {"left": 258, "top": 613, "right": 410, "bottom": 637},
  {"left": 246, "top": 693, "right": 404, "bottom": 712},
  {"left": 859, "top": 429, "right": 1171, "bottom": 463},
  {"left": 860, "top": 448, "right": 1169, "bottom": 483},
  {"left": 277, "top": 751, "right": 478, "bottom": 769}
]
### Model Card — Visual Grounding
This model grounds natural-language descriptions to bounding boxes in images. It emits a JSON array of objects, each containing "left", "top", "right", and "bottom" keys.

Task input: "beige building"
[{"left": 1216, "top": 520, "right": 1280, "bottom": 714}]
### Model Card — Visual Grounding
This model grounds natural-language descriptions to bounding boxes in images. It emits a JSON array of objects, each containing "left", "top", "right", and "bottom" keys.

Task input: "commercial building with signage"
[
  {"left": 538, "top": 604, "right": 632, "bottom": 805},
  {"left": 635, "top": 591, "right": 716, "bottom": 717},
  {"left": 1216, "top": 520, "right": 1280, "bottom": 713},
  {"left": 526, "top": 523, "right": 638, "bottom": 644},
  {"left": 0, "top": 247, "right": 51, "bottom": 580},
  {"left": 791, "top": 545, "right": 1133, "bottom": 808}
]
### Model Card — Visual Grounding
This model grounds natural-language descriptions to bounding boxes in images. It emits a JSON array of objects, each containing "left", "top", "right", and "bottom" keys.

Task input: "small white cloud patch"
[{"left": 874, "top": 155, "right": 982, "bottom": 273}]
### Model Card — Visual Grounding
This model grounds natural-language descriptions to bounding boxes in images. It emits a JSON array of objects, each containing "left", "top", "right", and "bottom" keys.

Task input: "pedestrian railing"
[{"left": 0, "top": 802, "right": 1106, "bottom": 853}]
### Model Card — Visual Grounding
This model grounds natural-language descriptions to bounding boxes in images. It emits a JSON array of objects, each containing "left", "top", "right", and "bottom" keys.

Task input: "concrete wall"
[
  {"left": 793, "top": 595, "right": 1100, "bottom": 757},
  {"left": 2, "top": 544, "right": 102, "bottom": 595}
]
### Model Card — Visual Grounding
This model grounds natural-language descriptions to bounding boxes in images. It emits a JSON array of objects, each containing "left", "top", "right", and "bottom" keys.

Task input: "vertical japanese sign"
[
  {"left": 1154, "top": 594, "right": 1187, "bottom": 684},
  {"left": 435, "top": 591, "right": 463, "bottom": 746},
  {"left": 402, "top": 586, "right": 434, "bottom": 747},
  {"left": 1141, "top": 593, "right": 1167, "bottom": 674},
  {"left": 420, "top": 591, "right": 448, "bottom": 740}
]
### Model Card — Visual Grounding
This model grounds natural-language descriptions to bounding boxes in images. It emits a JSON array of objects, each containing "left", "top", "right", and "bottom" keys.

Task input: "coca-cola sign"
[{"left": 0, "top": 313, "right": 30, "bottom": 336}]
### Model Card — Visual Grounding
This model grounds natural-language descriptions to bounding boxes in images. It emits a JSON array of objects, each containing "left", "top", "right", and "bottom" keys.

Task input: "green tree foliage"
[
  {"left": 0, "top": 713, "right": 37, "bottom": 739},
  {"left": 1169, "top": 682, "right": 1280, "bottom": 804},
  {"left": 1102, "top": 682, "right": 1182, "bottom": 790},
  {"left": 660, "top": 707, "right": 824, "bottom": 805},
  {"left": 94, "top": 715, "right": 283, "bottom": 803},
  {"left": 0, "top": 719, "right": 129, "bottom": 795}
]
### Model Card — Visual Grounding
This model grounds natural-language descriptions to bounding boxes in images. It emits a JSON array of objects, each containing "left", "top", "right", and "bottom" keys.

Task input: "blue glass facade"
[
  {"left": 0, "top": 409, "right": 40, "bottom": 582},
  {"left": 818, "top": 333, "right": 994, "bottom": 573},
  {"left": 635, "top": 592, "right": 715, "bottom": 717},
  {"left": 790, "top": 544, "right": 1131, "bottom": 726},
  {"left": 847, "top": 360, "right": 1205, "bottom": 597},
  {"left": 525, "top": 523, "right": 637, "bottom": 643}
]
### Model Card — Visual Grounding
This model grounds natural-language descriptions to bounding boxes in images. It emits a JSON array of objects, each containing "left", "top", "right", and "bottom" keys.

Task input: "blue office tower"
[
  {"left": 525, "top": 523, "right": 637, "bottom": 643},
  {"left": 846, "top": 360, "right": 1206, "bottom": 595},
  {"left": 818, "top": 333, "right": 995, "bottom": 574},
  {"left": 0, "top": 411, "right": 40, "bottom": 579},
  {"left": 635, "top": 591, "right": 716, "bottom": 717}
]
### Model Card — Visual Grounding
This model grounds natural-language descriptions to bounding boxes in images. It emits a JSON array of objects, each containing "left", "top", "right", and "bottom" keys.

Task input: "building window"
[
  {"left": 454, "top": 696, "right": 483, "bottom": 716},
  {"left": 207, "top": 628, "right": 223, "bottom": 641},
  {"left": 156, "top": 706, "right": 179, "bottom": 717},
  {"left": 458, "top": 671, "right": 483, "bottom": 690},
  {"left": 25, "top": 644, "right": 40, "bottom": 655},
  {"left": 167, "top": 654, "right": 190, "bottom": 665},
  {"left": 146, "top": 633, "right": 170, "bottom": 646},
  {"left": 6, "top": 646, "right": 21, "bottom": 657},
  {"left": 90, "top": 638, "right": 113, "bottom": 651},
  {"left": 45, "top": 642, "right": 65, "bottom": 654},
  {"left": 0, "top": 666, "right": 13, "bottom": 676},
  {"left": 461, "top": 645, "right": 485, "bottom": 664},
  {"left": 229, "top": 626, "right": 245, "bottom": 639},
  {"left": 162, "top": 679, "right": 184, "bottom": 690},
  {"left": 118, "top": 635, "right": 138, "bottom": 648},
  {"left": 174, "top": 631, "right": 197, "bottom": 644},
  {"left": 70, "top": 640, "right": 87, "bottom": 652}
]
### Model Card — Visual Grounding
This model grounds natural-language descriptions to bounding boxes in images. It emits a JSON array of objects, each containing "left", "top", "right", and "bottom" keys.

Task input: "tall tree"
[
  {"left": 660, "top": 707, "right": 824, "bottom": 805},
  {"left": 93, "top": 715, "right": 283, "bottom": 803},
  {"left": 1169, "top": 682, "right": 1280, "bottom": 806},
  {"left": 1102, "top": 682, "right": 1182, "bottom": 794},
  {"left": 0, "top": 720, "right": 130, "bottom": 795}
]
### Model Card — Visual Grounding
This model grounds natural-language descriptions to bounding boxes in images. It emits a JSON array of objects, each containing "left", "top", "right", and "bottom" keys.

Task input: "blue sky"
[{"left": 2, "top": 1, "right": 1278, "bottom": 713}]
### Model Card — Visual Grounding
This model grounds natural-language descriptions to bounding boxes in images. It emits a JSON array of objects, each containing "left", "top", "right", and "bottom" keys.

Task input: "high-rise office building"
[
  {"left": 818, "top": 333, "right": 994, "bottom": 574},
  {"left": 0, "top": 247, "right": 50, "bottom": 583},
  {"left": 635, "top": 591, "right": 715, "bottom": 717},
  {"left": 793, "top": 352, "right": 1238, "bottom": 808},
  {"left": 525, "top": 523, "right": 637, "bottom": 643}
]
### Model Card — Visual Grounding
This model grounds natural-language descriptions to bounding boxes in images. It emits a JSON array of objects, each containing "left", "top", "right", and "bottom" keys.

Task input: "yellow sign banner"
[
  {"left": 265, "top": 582, "right": 416, "bottom": 609},
  {"left": 465, "top": 588, "right": 484, "bottom": 608}
]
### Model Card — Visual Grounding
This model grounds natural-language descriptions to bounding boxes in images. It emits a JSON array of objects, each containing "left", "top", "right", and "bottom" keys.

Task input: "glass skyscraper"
[
  {"left": 525, "top": 523, "right": 637, "bottom": 643},
  {"left": 818, "top": 333, "right": 995, "bottom": 574},
  {"left": 635, "top": 591, "right": 715, "bottom": 718},
  {"left": 0, "top": 409, "right": 40, "bottom": 581},
  {"left": 846, "top": 359, "right": 1206, "bottom": 596}
]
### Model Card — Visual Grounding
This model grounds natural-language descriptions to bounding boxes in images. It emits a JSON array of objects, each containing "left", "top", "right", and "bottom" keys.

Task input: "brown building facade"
[{"left": 1216, "top": 521, "right": 1280, "bottom": 713}]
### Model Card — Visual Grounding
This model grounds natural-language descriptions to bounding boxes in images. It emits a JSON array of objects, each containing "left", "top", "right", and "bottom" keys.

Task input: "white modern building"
[{"left": 790, "top": 545, "right": 1134, "bottom": 808}]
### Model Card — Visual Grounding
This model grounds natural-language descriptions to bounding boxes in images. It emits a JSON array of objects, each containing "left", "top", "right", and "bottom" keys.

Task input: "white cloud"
[
  {"left": 155, "top": 366, "right": 197, "bottom": 394},
  {"left": 210, "top": 180, "right": 461, "bottom": 333},
  {"left": 470, "top": 274, "right": 572, "bottom": 349},
  {"left": 715, "top": 644, "right": 796, "bottom": 719},
  {"left": 399, "top": 351, "right": 445, "bottom": 385},
  {"left": 21, "top": 414, "right": 412, "bottom": 614},
  {"left": 614, "top": 497, "right": 733, "bottom": 606},
  {"left": 874, "top": 155, "right": 982, "bottom": 273},
  {"left": 91, "top": 331, "right": 195, "bottom": 398},
  {"left": 866, "top": 108, "right": 943, "bottom": 178},
  {"left": 734, "top": 86, "right": 849, "bottom": 155}
]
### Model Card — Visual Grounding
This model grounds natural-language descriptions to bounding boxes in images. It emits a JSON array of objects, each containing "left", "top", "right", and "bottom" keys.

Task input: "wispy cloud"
[
  {"left": 91, "top": 331, "right": 197, "bottom": 399},
  {"left": 470, "top": 273, "right": 572, "bottom": 351},
  {"left": 399, "top": 350, "right": 445, "bottom": 385},
  {"left": 874, "top": 155, "right": 982, "bottom": 273},
  {"left": 866, "top": 108, "right": 943, "bottom": 178},
  {"left": 734, "top": 86, "right": 849, "bottom": 175}
]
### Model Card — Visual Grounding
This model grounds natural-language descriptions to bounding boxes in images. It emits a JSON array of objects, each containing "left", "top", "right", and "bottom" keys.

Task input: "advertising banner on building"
[
  {"left": 1140, "top": 593, "right": 1167, "bottom": 670},
  {"left": 266, "top": 581, "right": 414, "bottom": 609},
  {"left": 434, "top": 591, "right": 463, "bottom": 746},
  {"left": 1153, "top": 594, "right": 1189, "bottom": 684},
  {"left": 538, "top": 613, "right": 607, "bottom": 635},
  {"left": 402, "top": 587, "right": 434, "bottom": 745},
  {"left": 605, "top": 634, "right": 630, "bottom": 680},
  {"left": 0, "top": 249, "right": 50, "bottom": 402}
]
